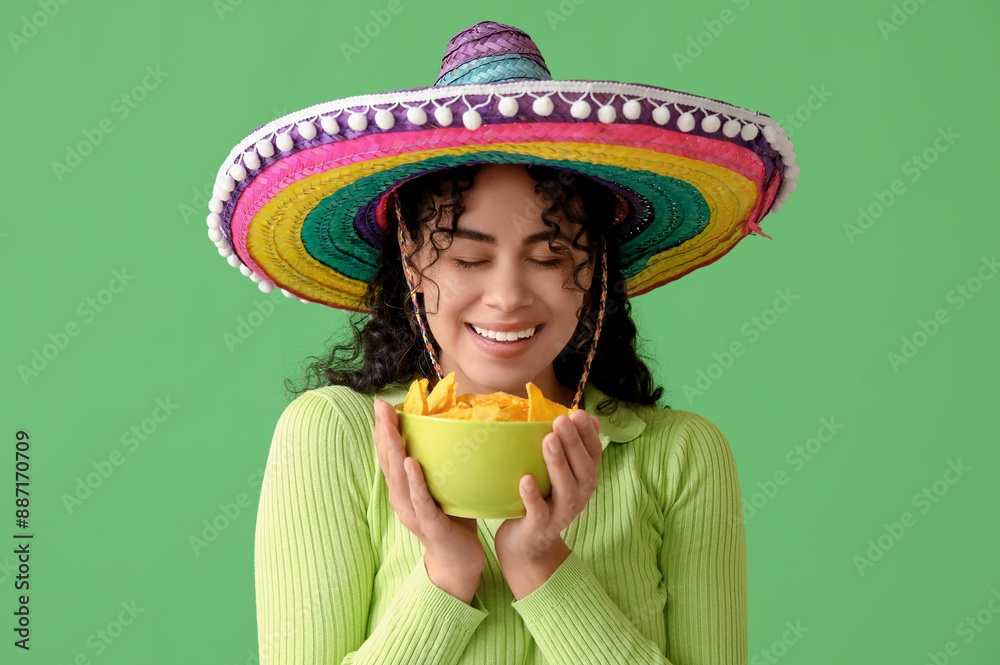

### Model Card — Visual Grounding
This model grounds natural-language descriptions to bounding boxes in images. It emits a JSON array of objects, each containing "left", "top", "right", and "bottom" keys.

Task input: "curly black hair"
[{"left": 283, "top": 163, "right": 669, "bottom": 416}]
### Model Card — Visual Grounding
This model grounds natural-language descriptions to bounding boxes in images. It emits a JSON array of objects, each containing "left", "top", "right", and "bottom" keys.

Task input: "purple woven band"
[{"left": 438, "top": 22, "right": 549, "bottom": 84}]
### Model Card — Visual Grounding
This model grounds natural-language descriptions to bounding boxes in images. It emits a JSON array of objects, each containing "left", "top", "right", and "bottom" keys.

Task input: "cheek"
[
  {"left": 424, "top": 275, "right": 474, "bottom": 324},
  {"left": 437, "top": 272, "right": 477, "bottom": 304}
]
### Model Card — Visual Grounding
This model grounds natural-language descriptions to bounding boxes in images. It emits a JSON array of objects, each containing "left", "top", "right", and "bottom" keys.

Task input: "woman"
[{"left": 206, "top": 21, "right": 797, "bottom": 664}]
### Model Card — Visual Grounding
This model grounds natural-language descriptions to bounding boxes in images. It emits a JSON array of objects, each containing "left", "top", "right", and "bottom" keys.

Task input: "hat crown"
[{"left": 436, "top": 21, "right": 552, "bottom": 86}]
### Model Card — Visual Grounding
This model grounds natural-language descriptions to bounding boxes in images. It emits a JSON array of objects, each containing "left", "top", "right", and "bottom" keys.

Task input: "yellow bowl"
[{"left": 394, "top": 406, "right": 554, "bottom": 518}]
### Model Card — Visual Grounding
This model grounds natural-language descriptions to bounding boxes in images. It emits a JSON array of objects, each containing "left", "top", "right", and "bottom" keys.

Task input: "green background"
[{"left": 3, "top": 0, "right": 998, "bottom": 662}]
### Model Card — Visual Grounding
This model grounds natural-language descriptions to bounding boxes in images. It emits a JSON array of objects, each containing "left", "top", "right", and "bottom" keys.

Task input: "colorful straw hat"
[{"left": 206, "top": 21, "right": 798, "bottom": 314}]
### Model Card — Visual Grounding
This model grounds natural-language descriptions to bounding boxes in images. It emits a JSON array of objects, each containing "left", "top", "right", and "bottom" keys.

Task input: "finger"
[
  {"left": 382, "top": 398, "right": 400, "bottom": 428},
  {"left": 570, "top": 410, "right": 602, "bottom": 462},
  {"left": 381, "top": 417, "right": 416, "bottom": 518},
  {"left": 373, "top": 406, "right": 387, "bottom": 474},
  {"left": 554, "top": 414, "right": 594, "bottom": 485},
  {"left": 405, "top": 457, "right": 441, "bottom": 524},
  {"left": 519, "top": 473, "right": 547, "bottom": 521},
  {"left": 543, "top": 430, "right": 578, "bottom": 509},
  {"left": 374, "top": 401, "right": 391, "bottom": 466}
]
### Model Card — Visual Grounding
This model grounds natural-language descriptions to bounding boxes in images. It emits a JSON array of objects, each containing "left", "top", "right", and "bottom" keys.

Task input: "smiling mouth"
[{"left": 466, "top": 322, "right": 544, "bottom": 343}]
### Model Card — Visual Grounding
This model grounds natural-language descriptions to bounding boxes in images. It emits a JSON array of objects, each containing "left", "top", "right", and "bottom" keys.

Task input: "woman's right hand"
[{"left": 373, "top": 399, "right": 485, "bottom": 581}]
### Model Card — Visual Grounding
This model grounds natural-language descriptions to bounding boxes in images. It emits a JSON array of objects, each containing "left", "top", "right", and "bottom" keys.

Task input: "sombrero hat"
[{"left": 205, "top": 20, "right": 799, "bottom": 314}]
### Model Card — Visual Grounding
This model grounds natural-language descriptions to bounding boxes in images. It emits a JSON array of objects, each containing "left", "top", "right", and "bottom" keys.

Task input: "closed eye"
[
  {"left": 531, "top": 259, "right": 564, "bottom": 268},
  {"left": 452, "top": 258, "right": 564, "bottom": 269}
]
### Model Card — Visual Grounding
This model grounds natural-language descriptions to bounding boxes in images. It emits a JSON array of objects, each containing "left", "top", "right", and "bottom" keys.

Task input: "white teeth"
[{"left": 472, "top": 325, "right": 536, "bottom": 341}]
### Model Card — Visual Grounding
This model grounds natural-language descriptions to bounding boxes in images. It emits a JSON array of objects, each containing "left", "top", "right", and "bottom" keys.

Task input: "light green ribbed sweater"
[{"left": 254, "top": 378, "right": 747, "bottom": 664}]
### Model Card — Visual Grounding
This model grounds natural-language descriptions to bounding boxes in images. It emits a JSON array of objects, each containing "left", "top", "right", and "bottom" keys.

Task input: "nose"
[{"left": 481, "top": 259, "right": 534, "bottom": 311}]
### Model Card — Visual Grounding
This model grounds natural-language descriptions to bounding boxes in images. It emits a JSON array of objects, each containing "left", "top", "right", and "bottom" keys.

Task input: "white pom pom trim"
[
  {"left": 348, "top": 112, "right": 368, "bottom": 131},
  {"left": 207, "top": 213, "right": 221, "bottom": 229},
  {"left": 258, "top": 280, "right": 274, "bottom": 294},
  {"left": 209, "top": 198, "right": 224, "bottom": 214},
  {"left": 462, "top": 109, "right": 482, "bottom": 130},
  {"left": 407, "top": 106, "right": 427, "bottom": 125},
  {"left": 622, "top": 99, "right": 641, "bottom": 120},
  {"left": 249, "top": 271, "right": 263, "bottom": 283},
  {"left": 740, "top": 124, "right": 759, "bottom": 141},
  {"left": 571, "top": 99, "right": 591, "bottom": 119},
  {"left": 239, "top": 264, "right": 253, "bottom": 277},
  {"left": 498, "top": 96, "right": 519, "bottom": 117},
  {"left": 243, "top": 151, "right": 260, "bottom": 171},
  {"left": 228, "top": 163, "right": 247, "bottom": 181},
  {"left": 227, "top": 253, "right": 242, "bottom": 267},
  {"left": 321, "top": 116, "right": 340, "bottom": 134},
  {"left": 722, "top": 119, "right": 742, "bottom": 138},
  {"left": 297, "top": 120, "right": 317, "bottom": 140},
  {"left": 216, "top": 174, "right": 235, "bottom": 193},
  {"left": 597, "top": 105, "right": 616, "bottom": 123},
  {"left": 532, "top": 96, "right": 554, "bottom": 116},
  {"left": 276, "top": 132, "right": 294, "bottom": 152},
  {"left": 208, "top": 228, "right": 223, "bottom": 242},
  {"left": 701, "top": 115, "right": 721, "bottom": 133},
  {"left": 255, "top": 139, "right": 275, "bottom": 158},
  {"left": 652, "top": 106, "right": 670, "bottom": 125},
  {"left": 434, "top": 106, "right": 453, "bottom": 126},
  {"left": 677, "top": 113, "right": 695, "bottom": 132},
  {"left": 375, "top": 109, "right": 395, "bottom": 130}
]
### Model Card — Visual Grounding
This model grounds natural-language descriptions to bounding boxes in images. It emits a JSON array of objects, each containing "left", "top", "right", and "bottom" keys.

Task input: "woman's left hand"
[{"left": 494, "top": 409, "right": 603, "bottom": 565}]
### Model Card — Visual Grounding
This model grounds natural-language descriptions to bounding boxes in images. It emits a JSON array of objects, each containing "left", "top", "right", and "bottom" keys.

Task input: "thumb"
[{"left": 520, "top": 475, "right": 544, "bottom": 514}]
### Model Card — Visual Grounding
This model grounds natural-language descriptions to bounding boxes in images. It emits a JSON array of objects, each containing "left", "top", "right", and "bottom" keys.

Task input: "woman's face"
[{"left": 407, "top": 164, "right": 594, "bottom": 404}]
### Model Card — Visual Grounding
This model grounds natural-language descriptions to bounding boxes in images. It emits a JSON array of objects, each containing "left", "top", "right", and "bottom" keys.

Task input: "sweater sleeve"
[
  {"left": 507, "top": 412, "right": 748, "bottom": 665},
  {"left": 659, "top": 412, "right": 748, "bottom": 664},
  {"left": 254, "top": 389, "right": 488, "bottom": 665}
]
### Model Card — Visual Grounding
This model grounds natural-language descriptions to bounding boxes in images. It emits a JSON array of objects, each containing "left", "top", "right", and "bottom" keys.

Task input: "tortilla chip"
[
  {"left": 499, "top": 402, "right": 529, "bottom": 421},
  {"left": 403, "top": 377, "right": 429, "bottom": 415},
  {"left": 436, "top": 408, "right": 473, "bottom": 420},
  {"left": 471, "top": 403, "right": 501, "bottom": 421},
  {"left": 426, "top": 371, "right": 457, "bottom": 414},
  {"left": 400, "top": 375, "right": 572, "bottom": 422}
]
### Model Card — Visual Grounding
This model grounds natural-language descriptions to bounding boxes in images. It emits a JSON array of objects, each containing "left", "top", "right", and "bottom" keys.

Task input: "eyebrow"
[{"left": 451, "top": 228, "right": 570, "bottom": 246}]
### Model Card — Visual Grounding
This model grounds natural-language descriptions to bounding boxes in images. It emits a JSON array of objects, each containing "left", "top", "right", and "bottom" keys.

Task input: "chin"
[{"left": 465, "top": 362, "right": 534, "bottom": 392}]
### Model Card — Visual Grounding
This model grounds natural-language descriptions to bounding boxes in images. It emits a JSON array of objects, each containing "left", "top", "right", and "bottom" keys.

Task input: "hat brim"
[{"left": 209, "top": 80, "right": 797, "bottom": 311}]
